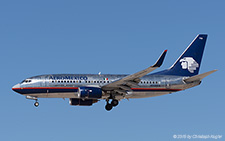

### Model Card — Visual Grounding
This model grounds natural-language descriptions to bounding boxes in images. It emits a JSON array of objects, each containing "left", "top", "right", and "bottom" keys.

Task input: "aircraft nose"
[{"left": 12, "top": 84, "right": 21, "bottom": 92}]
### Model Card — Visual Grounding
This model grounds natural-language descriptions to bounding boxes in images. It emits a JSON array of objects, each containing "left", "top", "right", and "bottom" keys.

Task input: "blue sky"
[{"left": 0, "top": 0, "right": 224, "bottom": 140}]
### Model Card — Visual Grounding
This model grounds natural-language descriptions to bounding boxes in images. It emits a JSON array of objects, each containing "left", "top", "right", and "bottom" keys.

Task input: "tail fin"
[{"left": 155, "top": 34, "right": 208, "bottom": 76}]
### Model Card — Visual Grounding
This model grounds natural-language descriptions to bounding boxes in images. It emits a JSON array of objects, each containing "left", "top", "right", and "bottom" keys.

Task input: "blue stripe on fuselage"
[{"left": 12, "top": 87, "right": 78, "bottom": 94}]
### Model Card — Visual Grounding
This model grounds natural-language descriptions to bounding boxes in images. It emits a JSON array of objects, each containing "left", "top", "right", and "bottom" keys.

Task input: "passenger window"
[
  {"left": 97, "top": 81, "right": 99, "bottom": 83},
  {"left": 79, "top": 81, "right": 81, "bottom": 83},
  {"left": 94, "top": 81, "right": 96, "bottom": 83},
  {"left": 73, "top": 81, "right": 75, "bottom": 83}
]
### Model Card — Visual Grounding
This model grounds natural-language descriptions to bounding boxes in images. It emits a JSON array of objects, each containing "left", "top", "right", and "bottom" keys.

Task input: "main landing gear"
[{"left": 105, "top": 99, "right": 119, "bottom": 111}]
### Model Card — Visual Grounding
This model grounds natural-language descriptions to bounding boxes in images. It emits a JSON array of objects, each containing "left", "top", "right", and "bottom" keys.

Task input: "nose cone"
[{"left": 12, "top": 84, "right": 21, "bottom": 93}]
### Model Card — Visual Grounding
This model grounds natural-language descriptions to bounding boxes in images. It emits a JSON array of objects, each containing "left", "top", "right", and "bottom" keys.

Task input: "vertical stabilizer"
[{"left": 154, "top": 34, "right": 207, "bottom": 76}]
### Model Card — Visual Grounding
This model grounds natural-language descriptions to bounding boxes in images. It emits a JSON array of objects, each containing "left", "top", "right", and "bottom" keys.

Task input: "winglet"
[{"left": 153, "top": 50, "right": 167, "bottom": 67}]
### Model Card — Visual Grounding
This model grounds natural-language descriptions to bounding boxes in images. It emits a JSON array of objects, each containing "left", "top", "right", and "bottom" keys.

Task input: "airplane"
[{"left": 12, "top": 34, "right": 217, "bottom": 111}]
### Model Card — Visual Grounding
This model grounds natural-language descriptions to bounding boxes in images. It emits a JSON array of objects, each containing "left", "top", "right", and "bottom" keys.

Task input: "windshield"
[{"left": 20, "top": 79, "right": 32, "bottom": 84}]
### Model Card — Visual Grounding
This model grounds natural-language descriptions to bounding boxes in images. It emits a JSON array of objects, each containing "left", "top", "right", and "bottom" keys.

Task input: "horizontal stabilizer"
[{"left": 184, "top": 69, "right": 217, "bottom": 83}]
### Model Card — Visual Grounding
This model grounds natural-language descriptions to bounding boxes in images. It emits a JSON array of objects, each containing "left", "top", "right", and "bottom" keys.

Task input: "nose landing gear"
[
  {"left": 34, "top": 101, "right": 39, "bottom": 107},
  {"left": 26, "top": 96, "right": 39, "bottom": 107}
]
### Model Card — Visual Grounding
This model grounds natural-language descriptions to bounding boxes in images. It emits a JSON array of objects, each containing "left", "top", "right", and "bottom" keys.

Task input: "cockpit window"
[{"left": 21, "top": 79, "right": 32, "bottom": 83}]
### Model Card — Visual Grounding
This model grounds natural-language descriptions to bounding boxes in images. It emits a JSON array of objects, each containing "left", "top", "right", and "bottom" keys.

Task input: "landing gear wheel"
[
  {"left": 111, "top": 99, "right": 119, "bottom": 107},
  {"left": 34, "top": 101, "right": 39, "bottom": 107},
  {"left": 105, "top": 104, "right": 113, "bottom": 111}
]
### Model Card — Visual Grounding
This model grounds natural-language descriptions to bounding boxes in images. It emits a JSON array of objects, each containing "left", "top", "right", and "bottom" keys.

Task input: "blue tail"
[{"left": 154, "top": 34, "right": 208, "bottom": 76}]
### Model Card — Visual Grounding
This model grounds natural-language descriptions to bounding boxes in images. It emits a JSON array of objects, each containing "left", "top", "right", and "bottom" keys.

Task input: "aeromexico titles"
[{"left": 12, "top": 34, "right": 217, "bottom": 111}]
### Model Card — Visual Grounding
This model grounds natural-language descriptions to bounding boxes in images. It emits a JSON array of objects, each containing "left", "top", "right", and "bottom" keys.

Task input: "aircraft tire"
[
  {"left": 111, "top": 99, "right": 119, "bottom": 107},
  {"left": 34, "top": 102, "right": 39, "bottom": 107},
  {"left": 105, "top": 104, "right": 113, "bottom": 111}
]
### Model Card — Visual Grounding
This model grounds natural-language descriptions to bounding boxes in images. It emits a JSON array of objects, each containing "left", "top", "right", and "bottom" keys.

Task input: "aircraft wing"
[{"left": 101, "top": 50, "right": 167, "bottom": 93}]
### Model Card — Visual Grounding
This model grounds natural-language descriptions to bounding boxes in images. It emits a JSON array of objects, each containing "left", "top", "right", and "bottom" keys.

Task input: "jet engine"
[
  {"left": 78, "top": 87, "right": 102, "bottom": 99},
  {"left": 69, "top": 98, "right": 98, "bottom": 106}
]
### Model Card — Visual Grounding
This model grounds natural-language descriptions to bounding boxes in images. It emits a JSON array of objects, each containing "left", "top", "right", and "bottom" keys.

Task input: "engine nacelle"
[
  {"left": 78, "top": 87, "right": 102, "bottom": 99},
  {"left": 69, "top": 98, "right": 98, "bottom": 106}
]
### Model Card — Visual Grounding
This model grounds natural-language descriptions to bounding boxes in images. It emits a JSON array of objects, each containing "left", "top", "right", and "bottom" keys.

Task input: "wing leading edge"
[{"left": 102, "top": 50, "right": 167, "bottom": 92}]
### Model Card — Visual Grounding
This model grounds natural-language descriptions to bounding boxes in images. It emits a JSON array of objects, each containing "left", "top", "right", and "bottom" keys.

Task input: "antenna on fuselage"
[{"left": 98, "top": 72, "right": 101, "bottom": 75}]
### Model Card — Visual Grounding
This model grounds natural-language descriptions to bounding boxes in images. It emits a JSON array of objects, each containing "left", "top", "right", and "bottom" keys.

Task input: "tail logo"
[{"left": 180, "top": 57, "right": 199, "bottom": 73}]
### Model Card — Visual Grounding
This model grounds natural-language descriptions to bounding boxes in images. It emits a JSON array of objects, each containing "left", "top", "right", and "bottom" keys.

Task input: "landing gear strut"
[{"left": 105, "top": 99, "right": 119, "bottom": 111}]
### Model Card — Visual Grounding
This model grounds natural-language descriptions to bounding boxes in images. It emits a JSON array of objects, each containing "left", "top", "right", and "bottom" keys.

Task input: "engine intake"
[{"left": 78, "top": 87, "right": 102, "bottom": 99}]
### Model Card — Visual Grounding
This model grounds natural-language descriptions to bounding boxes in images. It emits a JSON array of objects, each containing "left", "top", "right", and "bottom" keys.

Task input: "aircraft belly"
[
  {"left": 24, "top": 92, "right": 79, "bottom": 98},
  {"left": 24, "top": 91, "right": 172, "bottom": 99}
]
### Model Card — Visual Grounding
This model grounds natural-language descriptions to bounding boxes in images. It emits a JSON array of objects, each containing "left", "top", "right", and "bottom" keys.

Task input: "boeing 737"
[{"left": 12, "top": 34, "right": 217, "bottom": 111}]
